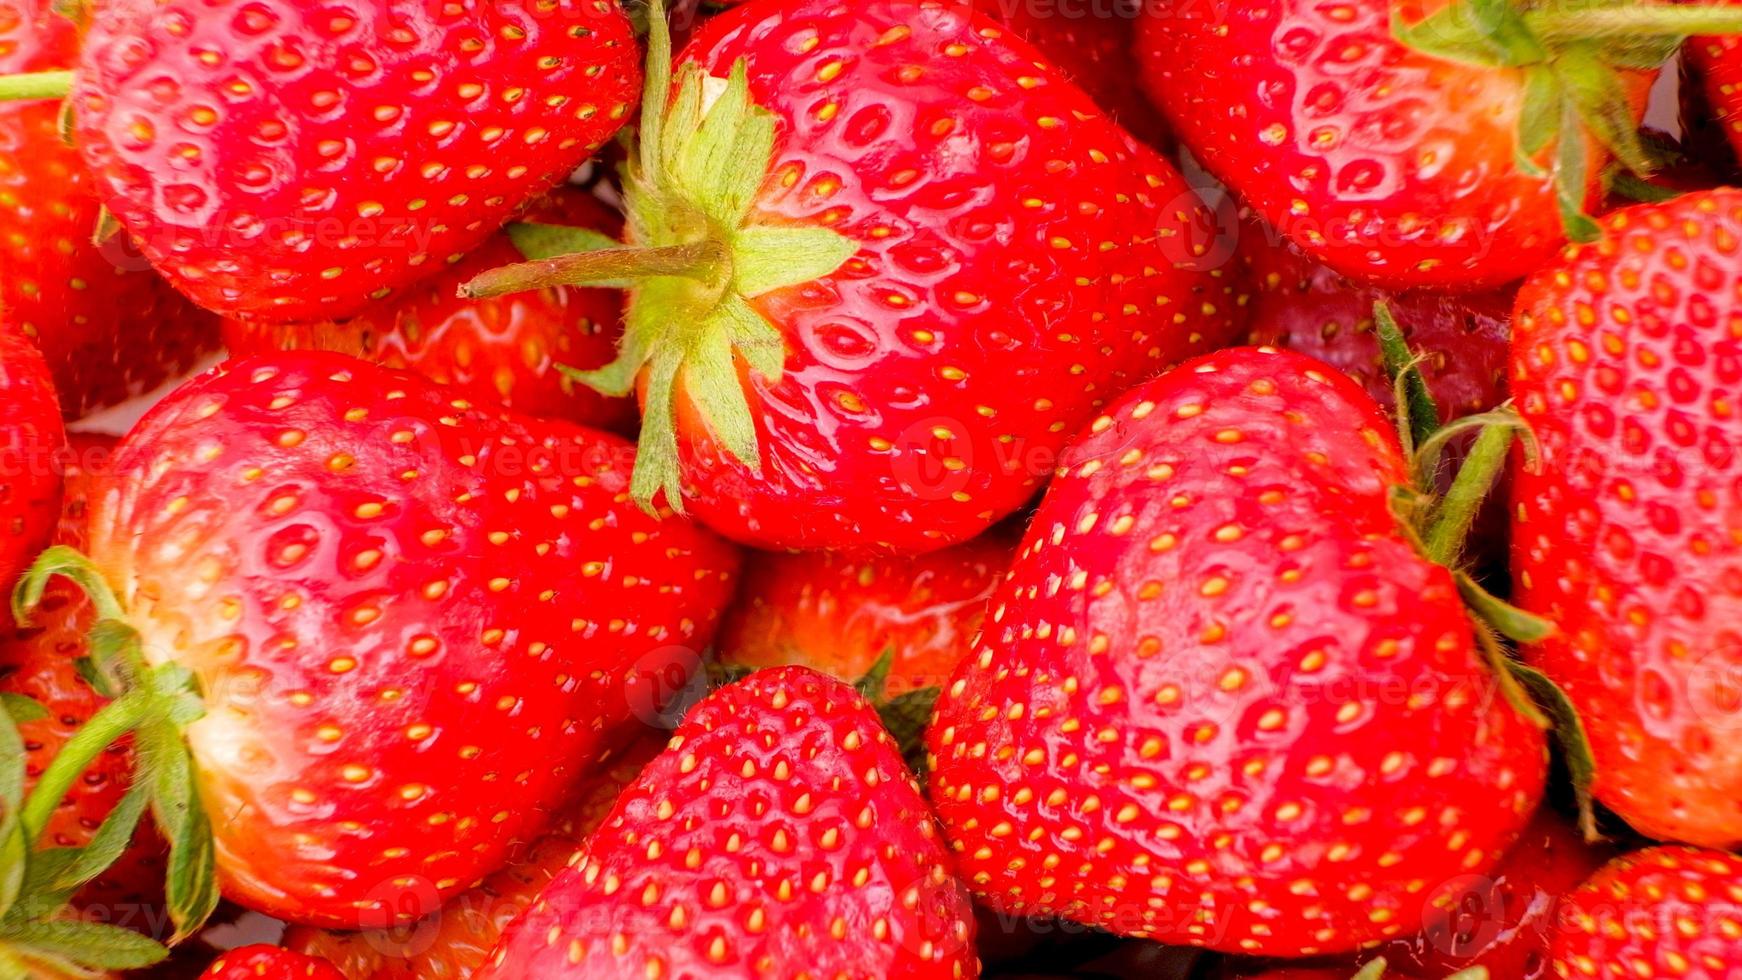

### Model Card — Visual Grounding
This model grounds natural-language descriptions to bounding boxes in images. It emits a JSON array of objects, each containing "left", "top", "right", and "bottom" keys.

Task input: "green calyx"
[
  {"left": 1393, "top": 0, "right": 1742, "bottom": 242},
  {"left": 461, "top": 0, "right": 859, "bottom": 514},
  {"left": 1374, "top": 303, "right": 1602, "bottom": 840},
  {"left": 0, "top": 548, "right": 218, "bottom": 978}
]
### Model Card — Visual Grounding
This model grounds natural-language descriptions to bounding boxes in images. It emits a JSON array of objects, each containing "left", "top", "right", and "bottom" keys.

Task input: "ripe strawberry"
[
  {"left": 223, "top": 189, "right": 634, "bottom": 430},
  {"left": 1550, "top": 846, "right": 1742, "bottom": 978},
  {"left": 199, "top": 945, "right": 344, "bottom": 980},
  {"left": 477, "top": 666, "right": 977, "bottom": 978},
  {"left": 927, "top": 346, "right": 1548, "bottom": 956},
  {"left": 1692, "top": 4, "right": 1742, "bottom": 165},
  {"left": 1239, "top": 218, "right": 1513, "bottom": 421},
  {"left": 1, "top": 0, "right": 223, "bottom": 419},
  {"left": 963, "top": 0, "right": 1166, "bottom": 146},
  {"left": 715, "top": 534, "right": 1009, "bottom": 698},
  {"left": 1239, "top": 215, "right": 1516, "bottom": 569},
  {"left": 14, "top": 351, "right": 740, "bottom": 932},
  {"left": 1365, "top": 806, "right": 1613, "bottom": 979},
  {"left": 36, "top": 0, "right": 642, "bottom": 321},
  {"left": 1133, "top": 0, "right": 1712, "bottom": 289},
  {"left": 0, "top": 324, "right": 63, "bottom": 617},
  {"left": 466, "top": 0, "right": 1242, "bottom": 553},
  {"left": 1, "top": 433, "right": 170, "bottom": 924},
  {"left": 283, "top": 731, "right": 665, "bottom": 980},
  {"left": 1511, "top": 188, "right": 1742, "bottom": 848},
  {"left": 702, "top": 0, "right": 1165, "bottom": 142}
]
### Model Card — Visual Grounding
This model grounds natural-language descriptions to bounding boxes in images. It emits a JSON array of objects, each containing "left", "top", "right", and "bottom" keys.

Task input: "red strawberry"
[
  {"left": 1238, "top": 215, "right": 1516, "bottom": 569},
  {"left": 42, "top": 0, "right": 641, "bottom": 321},
  {"left": 478, "top": 666, "right": 977, "bottom": 978},
  {"left": 1365, "top": 806, "right": 1613, "bottom": 979},
  {"left": 702, "top": 0, "right": 1166, "bottom": 142},
  {"left": 1693, "top": 4, "right": 1742, "bottom": 166},
  {"left": 1239, "top": 217, "right": 1513, "bottom": 421},
  {"left": 14, "top": 351, "right": 740, "bottom": 933},
  {"left": 1, "top": 0, "right": 223, "bottom": 419},
  {"left": 0, "top": 324, "right": 63, "bottom": 615},
  {"left": 199, "top": 944, "right": 344, "bottom": 980},
  {"left": 224, "top": 189, "right": 633, "bottom": 430},
  {"left": 1133, "top": 0, "right": 1698, "bottom": 290},
  {"left": 963, "top": 0, "right": 1166, "bottom": 146},
  {"left": 1, "top": 433, "right": 170, "bottom": 924},
  {"left": 465, "top": 0, "right": 1242, "bottom": 554},
  {"left": 927, "top": 346, "right": 1548, "bottom": 956},
  {"left": 716, "top": 534, "right": 1008, "bottom": 698},
  {"left": 284, "top": 731, "right": 664, "bottom": 980},
  {"left": 1550, "top": 846, "right": 1742, "bottom": 978},
  {"left": 1510, "top": 188, "right": 1742, "bottom": 848}
]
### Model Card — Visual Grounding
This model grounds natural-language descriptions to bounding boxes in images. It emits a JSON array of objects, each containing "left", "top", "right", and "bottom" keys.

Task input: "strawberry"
[
  {"left": 478, "top": 666, "right": 976, "bottom": 978},
  {"left": 0, "top": 0, "right": 223, "bottom": 420},
  {"left": 1550, "top": 846, "right": 1742, "bottom": 978},
  {"left": 222, "top": 189, "right": 634, "bottom": 430},
  {"left": 1510, "top": 188, "right": 1742, "bottom": 848},
  {"left": 1238, "top": 215, "right": 1516, "bottom": 570},
  {"left": 2, "top": 0, "right": 642, "bottom": 321},
  {"left": 926, "top": 345, "right": 1549, "bottom": 956},
  {"left": 283, "top": 731, "right": 665, "bottom": 980},
  {"left": 1692, "top": 3, "right": 1742, "bottom": 166},
  {"left": 9, "top": 351, "right": 741, "bottom": 937},
  {"left": 1364, "top": 806, "right": 1613, "bottom": 979},
  {"left": 1, "top": 433, "right": 170, "bottom": 929},
  {"left": 1239, "top": 218, "right": 1513, "bottom": 422},
  {"left": 696, "top": 0, "right": 1166, "bottom": 142},
  {"left": 0, "top": 324, "right": 63, "bottom": 616},
  {"left": 963, "top": 0, "right": 1166, "bottom": 146},
  {"left": 715, "top": 534, "right": 1009, "bottom": 698},
  {"left": 199, "top": 944, "right": 344, "bottom": 980},
  {"left": 1133, "top": 0, "right": 1732, "bottom": 290},
  {"left": 464, "top": 0, "right": 1242, "bottom": 553}
]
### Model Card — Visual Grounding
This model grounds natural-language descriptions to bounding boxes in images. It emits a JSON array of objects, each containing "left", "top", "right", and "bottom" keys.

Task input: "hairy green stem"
[
  {"left": 19, "top": 691, "right": 153, "bottom": 846},
  {"left": 0, "top": 71, "right": 72, "bottom": 102},
  {"left": 460, "top": 239, "right": 729, "bottom": 298},
  {"left": 1526, "top": 5, "right": 1742, "bottom": 42},
  {"left": 1423, "top": 421, "right": 1515, "bottom": 567}
]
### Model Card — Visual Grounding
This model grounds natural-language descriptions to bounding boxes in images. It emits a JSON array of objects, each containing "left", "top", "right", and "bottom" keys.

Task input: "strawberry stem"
[
  {"left": 460, "top": 239, "right": 729, "bottom": 298},
  {"left": 1422, "top": 410, "right": 1517, "bottom": 567},
  {"left": 0, "top": 70, "right": 72, "bottom": 101},
  {"left": 16, "top": 689, "right": 152, "bottom": 846},
  {"left": 1524, "top": 6, "right": 1742, "bottom": 43}
]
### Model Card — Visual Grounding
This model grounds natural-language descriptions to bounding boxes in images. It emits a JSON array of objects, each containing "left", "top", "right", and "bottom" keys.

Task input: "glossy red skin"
[
  {"left": 965, "top": 0, "right": 1167, "bottom": 146},
  {"left": 0, "top": 0, "right": 75, "bottom": 71},
  {"left": 1550, "top": 846, "right": 1742, "bottom": 978},
  {"left": 1135, "top": 0, "right": 1647, "bottom": 290},
  {"left": 1364, "top": 807, "right": 1613, "bottom": 980},
  {"left": 1, "top": 433, "right": 170, "bottom": 924},
  {"left": 668, "top": 0, "right": 1242, "bottom": 554},
  {"left": 1511, "top": 190, "right": 1742, "bottom": 849},
  {"left": 927, "top": 347, "right": 1547, "bottom": 956},
  {"left": 199, "top": 945, "right": 345, "bottom": 980},
  {"left": 224, "top": 190, "right": 633, "bottom": 430},
  {"left": 70, "top": 0, "right": 640, "bottom": 322},
  {"left": 2, "top": 103, "right": 224, "bottom": 420},
  {"left": 1239, "top": 214, "right": 1515, "bottom": 568},
  {"left": 286, "top": 731, "right": 664, "bottom": 980},
  {"left": 0, "top": 326, "right": 65, "bottom": 624},
  {"left": 715, "top": 534, "right": 1008, "bottom": 696},
  {"left": 84, "top": 351, "right": 741, "bottom": 928},
  {"left": 1692, "top": 8, "right": 1742, "bottom": 166},
  {"left": 1239, "top": 215, "right": 1512, "bottom": 419},
  {"left": 479, "top": 667, "right": 977, "bottom": 979}
]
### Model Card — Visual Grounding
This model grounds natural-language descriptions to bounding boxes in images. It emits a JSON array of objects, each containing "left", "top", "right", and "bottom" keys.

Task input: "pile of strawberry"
[{"left": 4, "top": 0, "right": 1742, "bottom": 977}]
